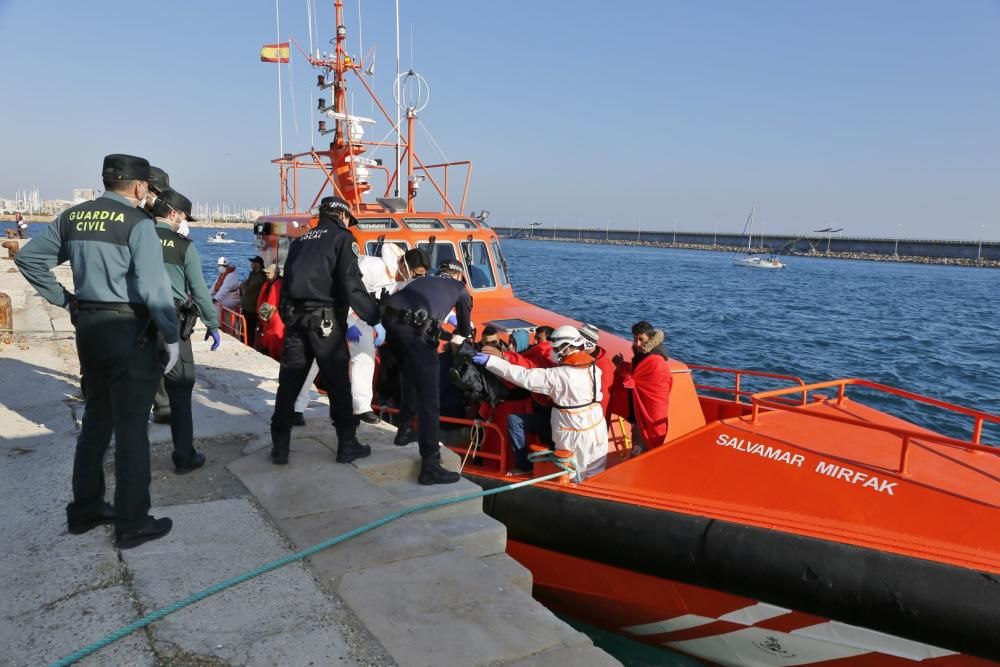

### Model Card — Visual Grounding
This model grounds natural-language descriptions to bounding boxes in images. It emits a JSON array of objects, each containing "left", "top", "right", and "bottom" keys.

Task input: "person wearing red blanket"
[
  {"left": 256, "top": 264, "right": 285, "bottom": 360},
  {"left": 610, "top": 321, "right": 672, "bottom": 455}
]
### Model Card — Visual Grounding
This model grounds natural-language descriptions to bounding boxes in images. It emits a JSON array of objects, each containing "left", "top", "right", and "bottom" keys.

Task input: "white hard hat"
[
  {"left": 550, "top": 325, "right": 586, "bottom": 358},
  {"left": 217, "top": 256, "right": 228, "bottom": 266}
]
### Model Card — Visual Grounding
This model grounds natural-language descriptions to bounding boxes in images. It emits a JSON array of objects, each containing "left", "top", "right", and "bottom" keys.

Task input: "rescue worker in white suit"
[
  {"left": 472, "top": 325, "right": 609, "bottom": 480},
  {"left": 292, "top": 245, "right": 404, "bottom": 425}
]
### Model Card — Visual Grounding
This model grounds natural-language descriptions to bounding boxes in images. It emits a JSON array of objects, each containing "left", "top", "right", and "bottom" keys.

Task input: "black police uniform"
[
  {"left": 14, "top": 154, "right": 178, "bottom": 547},
  {"left": 270, "top": 207, "right": 380, "bottom": 463},
  {"left": 383, "top": 272, "right": 472, "bottom": 483}
]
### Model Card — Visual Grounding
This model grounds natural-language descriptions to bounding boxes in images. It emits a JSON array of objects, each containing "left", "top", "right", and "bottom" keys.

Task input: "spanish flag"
[{"left": 260, "top": 43, "right": 290, "bottom": 64}]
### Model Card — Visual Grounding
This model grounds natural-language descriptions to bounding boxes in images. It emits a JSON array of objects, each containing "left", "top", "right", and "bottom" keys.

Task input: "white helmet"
[
  {"left": 216, "top": 256, "right": 228, "bottom": 266},
  {"left": 550, "top": 325, "right": 586, "bottom": 359}
]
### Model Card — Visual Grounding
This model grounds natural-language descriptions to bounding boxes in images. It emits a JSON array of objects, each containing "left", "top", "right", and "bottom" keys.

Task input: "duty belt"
[
  {"left": 383, "top": 306, "right": 441, "bottom": 345},
  {"left": 77, "top": 301, "right": 149, "bottom": 316},
  {"left": 286, "top": 300, "right": 336, "bottom": 337}
]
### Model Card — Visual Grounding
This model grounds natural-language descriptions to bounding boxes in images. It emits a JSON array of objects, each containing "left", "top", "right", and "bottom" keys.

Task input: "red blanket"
[
  {"left": 256, "top": 278, "right": 285, "bottom": 360},
  {"left": 610, "top": 354, "right": 672, "bottom": 449}
]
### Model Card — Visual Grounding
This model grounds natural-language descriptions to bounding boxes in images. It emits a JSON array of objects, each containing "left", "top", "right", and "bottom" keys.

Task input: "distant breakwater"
[{"left": 494, "top": 228, "right": 1000, "bottom": 268}]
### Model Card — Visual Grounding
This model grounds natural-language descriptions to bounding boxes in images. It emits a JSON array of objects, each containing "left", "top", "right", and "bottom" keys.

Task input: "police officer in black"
[
  {"left": 384, "top": 259, "right": 473, "bottom": 485},
  {"left": 270, "top": 196, "right": 381, "bottom": 464},
  {"left": 15, "top": 154, "right": 179, "bottom": 549}
]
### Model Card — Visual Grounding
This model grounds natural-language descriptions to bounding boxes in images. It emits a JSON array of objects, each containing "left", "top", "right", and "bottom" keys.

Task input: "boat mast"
[{"left": 394, "top": 0, "right": 402, "bottom": 197}]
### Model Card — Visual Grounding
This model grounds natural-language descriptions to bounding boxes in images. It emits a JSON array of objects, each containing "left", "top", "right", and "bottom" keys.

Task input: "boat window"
[
  {"left": 460, "top": 240, "right": 497, "bottom": 289},
  {"left": 365, "top": 240, "right": 408, "bottom": 255},
  {"left": 446, "top": 218, "right": 477, "bottom": 230},
  {"left": 355, "top": 218, "right": 399, "bottom": 231},
  {"left": 417, "top": 241, "right": 459, "bottom": 269},
  {"left": 490, "top": 239, "right": 510, "bottom": 287},
  {"left": 403, "top": 218, "right": 445, "bottom": 230}
]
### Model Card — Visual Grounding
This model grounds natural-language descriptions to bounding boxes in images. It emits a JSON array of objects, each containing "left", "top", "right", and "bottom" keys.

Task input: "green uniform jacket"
[
  {"left": 154, "top": 220, "right": 219, "bottom": 331},
  {"left": 15, "top": 192, "right": 179, "bottom": 344}
]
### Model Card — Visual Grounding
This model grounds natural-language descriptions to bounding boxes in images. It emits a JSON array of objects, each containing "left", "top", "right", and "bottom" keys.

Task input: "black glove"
[{"left": 64, "top": 295, "right": 79, "bottom": 327}]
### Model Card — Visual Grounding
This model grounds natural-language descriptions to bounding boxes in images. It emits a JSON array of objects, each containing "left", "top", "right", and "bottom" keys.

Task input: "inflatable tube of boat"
[{"left": 474, "top": 476, "right": 1000, "bottom": 661}]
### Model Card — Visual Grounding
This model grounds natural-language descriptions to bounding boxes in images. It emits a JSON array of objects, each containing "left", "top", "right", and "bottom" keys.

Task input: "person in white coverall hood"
[
  {"left": 473, "top": 325, "right": 609, "bottom": 480},
  {"left": 292, "top": 246, "right": 402, "bottom": 424}
]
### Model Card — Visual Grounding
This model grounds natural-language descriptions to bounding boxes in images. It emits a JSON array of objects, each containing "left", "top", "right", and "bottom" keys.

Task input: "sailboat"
[{"left": 733, "top": 205, "right": 786, "bottom": 269}]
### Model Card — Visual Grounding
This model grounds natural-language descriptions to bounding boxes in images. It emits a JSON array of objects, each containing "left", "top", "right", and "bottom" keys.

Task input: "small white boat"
[
  {"left": 733, "top": 204, "right": 786, "bottom": 269},
  {"left": 207, "top": 231, "right": 235, "bottom": 244},
  {"left": 733, "top": 254, "right": 786, "bottom": 269}
]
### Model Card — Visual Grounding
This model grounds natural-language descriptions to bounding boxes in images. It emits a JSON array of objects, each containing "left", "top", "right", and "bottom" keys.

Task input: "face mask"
[
  {"left": 146, "top": 193, "right": 157, "bottom": 209},
  {"left": 176, "top": 221, "right": 190, "bottom": 237},
  {"left": 218, "top": 266, "right": 227, "bottom": 274}
]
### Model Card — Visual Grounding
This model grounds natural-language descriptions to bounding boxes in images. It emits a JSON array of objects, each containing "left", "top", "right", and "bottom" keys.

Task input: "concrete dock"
[{"left": 0, "top": 243, "right": 617, "bottom": 666}]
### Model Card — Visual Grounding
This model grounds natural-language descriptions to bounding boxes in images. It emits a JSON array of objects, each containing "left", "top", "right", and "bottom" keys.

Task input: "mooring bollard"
[
  {"left": 1, "top": 240, "right": 19, "bottom": 260},
  {"left": 0, "top": 292, "right": 12, "bottom": 346}
]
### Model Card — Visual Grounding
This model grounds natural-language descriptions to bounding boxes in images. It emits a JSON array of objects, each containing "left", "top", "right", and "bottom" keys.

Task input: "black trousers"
[
  {"left": 68, "top": 309, "right": 160, "bottom": 530},
  {"left": 164, "top": 337, "right": 197, "bottom": 464},
  {"left": 152, "top": 378, "right": 170, "bottom": 416},
  {"left": 271, "top": 318, "right": 357, "bottom": 437},
  {"left": 386, "top": 322, "right": 440, "bottom": 459},
  {"left": 244, "top": 313, "right": 259, "bottom": 347}
]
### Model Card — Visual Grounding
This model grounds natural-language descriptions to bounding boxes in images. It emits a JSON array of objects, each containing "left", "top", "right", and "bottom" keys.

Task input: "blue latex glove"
[
  {"left": 205, "top": 329, "right": 222, "bottom": 351},
  {"left": 373, "top": 323, "right": 386, "bottom": 347},
  {"left": 471, "top": 352, "right": 490, "bottom": 366},
  {"left": 346, "top": 325, "right": 362, "bottom": 343},
  {"left": 446, "top": 314, "right": 458, "bottom": 327}
]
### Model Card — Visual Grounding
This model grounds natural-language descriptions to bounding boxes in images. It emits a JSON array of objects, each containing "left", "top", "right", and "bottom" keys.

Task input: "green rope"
[{"left": 50, "top": 453, "right": 574, "bottom": 667}]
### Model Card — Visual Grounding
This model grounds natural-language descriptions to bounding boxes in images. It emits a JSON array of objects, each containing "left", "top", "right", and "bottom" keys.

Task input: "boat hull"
[{"left": 471, "top": 474, "right": 1000, "bottom": 664}]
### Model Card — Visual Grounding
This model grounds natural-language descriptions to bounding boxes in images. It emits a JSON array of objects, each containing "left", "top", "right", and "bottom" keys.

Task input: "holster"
[{"left": 176, "top": 298, "right": 199, "bottom": 341}]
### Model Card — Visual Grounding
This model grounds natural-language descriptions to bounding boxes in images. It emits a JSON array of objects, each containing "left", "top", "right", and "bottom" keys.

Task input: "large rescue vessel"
[{"left": 251, "top": 3, "right": 1000, "bottom": 664}]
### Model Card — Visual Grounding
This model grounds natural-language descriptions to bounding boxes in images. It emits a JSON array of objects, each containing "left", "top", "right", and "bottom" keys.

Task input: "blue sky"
[{"left": 1, "top": 0, "right": 998, "bottom": 239}]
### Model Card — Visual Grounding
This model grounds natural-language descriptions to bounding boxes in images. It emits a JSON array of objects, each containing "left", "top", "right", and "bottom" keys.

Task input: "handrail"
[
  {"left": 372, "top": 404, "right": 510, "bottom": 470},
  {"left": 688, "top": 363, "right": 807, "bottom": 404},
  {"left": 219, "top": 306, "right": 248, "bottom": 345},
  {"left": 749, "top": 378, "right": 1000, "bottom": 474}
]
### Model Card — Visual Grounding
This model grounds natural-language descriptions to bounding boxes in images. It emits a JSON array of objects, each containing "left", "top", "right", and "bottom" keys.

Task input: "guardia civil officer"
[
  {"left": 152, "top": 188, "right": 223, "bottom": 473},
  {"left": 15, "top": 154, "right": 180, "bottom": 549},
  {"left": 147, "top": 164, "right": 173, "bottom": 423},
  {"left": 270, "top": 196, "right": 380, "bottom": 464},
  {"left": 383, "top": 259, "right": 473, "bottom": 485}
]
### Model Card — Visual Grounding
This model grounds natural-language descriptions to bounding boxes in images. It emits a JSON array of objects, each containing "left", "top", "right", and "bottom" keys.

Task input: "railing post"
[
  {"left": 899, "top": 435, "right": 911, "bottom": 475},
  {"left": 972, "top": 417, "right": 983, "bottom": 445},
  {"left": 733, "top": 373, "right": 741, "bottom": 404},
  {"left": 837, "top": 382, "right": 846, "bottom": 405}
]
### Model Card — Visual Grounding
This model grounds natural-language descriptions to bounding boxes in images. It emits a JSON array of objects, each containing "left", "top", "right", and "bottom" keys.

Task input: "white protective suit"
[
  {"left": 483, "top": 354, "right": 609, "bottom": 481},
  {"left": 211, "top": 268, "right": 241, "bottom": 326},
  {"left": 295, "top": 246, "right": 405, "bottom": 416}
]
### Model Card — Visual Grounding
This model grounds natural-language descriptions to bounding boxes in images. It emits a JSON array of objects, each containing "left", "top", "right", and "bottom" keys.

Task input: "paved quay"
[{"left": 0, "top": 242, "right": 617, "bottom": 666}]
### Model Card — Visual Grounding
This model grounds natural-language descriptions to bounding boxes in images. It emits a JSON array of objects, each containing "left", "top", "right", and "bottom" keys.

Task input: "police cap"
[
  {"left": 318, "top": 196, "right": 357, "bottom": 226},
  {"left": 438, "top": 260, "right": 465, "bottom": 275},
  {"left": 158, "top": 188, "right": 197, "bottom": 221},
  {"left": 148, "top": 166, "right": 170, "bottom": 194},
  {"left": 102, "top": 154, "right": 151, "bottom": 181}
]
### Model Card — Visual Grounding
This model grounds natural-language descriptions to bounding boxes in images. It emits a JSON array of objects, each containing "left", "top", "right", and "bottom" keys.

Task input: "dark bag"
[
  {"left": 448, "top": 341, "right": 510, "bottom": 407},
  {"left": 176, "top": 298, "right": 199, "bottom": 341}
]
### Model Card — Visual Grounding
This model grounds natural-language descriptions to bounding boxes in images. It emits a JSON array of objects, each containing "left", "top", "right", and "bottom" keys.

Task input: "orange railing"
[
  {"left": 750, "top": 378, "right": 1000, "bottom": 475},
  {"left": 372, "top": 404, "right": 510, "bottom": 471},
  {"left": 689, "top": 364, "right": 807, "bottom": 404},
  {"left": 219, "top": 305, "right": 248, "bottom": 345}
]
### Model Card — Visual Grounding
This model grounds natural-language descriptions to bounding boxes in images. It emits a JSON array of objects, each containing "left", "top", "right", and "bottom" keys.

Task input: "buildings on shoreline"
[{"left": 1, "top": 187, "right": 272, "bottom": 222}]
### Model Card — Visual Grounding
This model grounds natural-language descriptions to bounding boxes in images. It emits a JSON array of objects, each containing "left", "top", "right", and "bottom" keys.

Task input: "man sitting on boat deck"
[
  {"left": 609, "top": 321, "right": 672, "bottom": 456},
  {"left": 474, "top": 325, "right": 609, "bottom": 481}
]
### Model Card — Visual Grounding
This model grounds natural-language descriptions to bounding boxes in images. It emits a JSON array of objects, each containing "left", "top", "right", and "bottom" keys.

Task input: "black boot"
[
  {"left": 394, "top": 425, "right": 417, "bottom": 447},
  {"left": 270, "top": 428, "right": 290, "bottom": 465},
  {"left": 336, "top": 436, "right": 371, "bottom": 463},
  {"left": 418, "top": 454, "right": 460, "bottom": 485}
]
